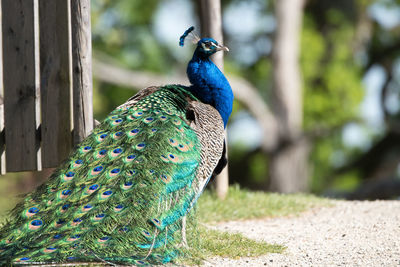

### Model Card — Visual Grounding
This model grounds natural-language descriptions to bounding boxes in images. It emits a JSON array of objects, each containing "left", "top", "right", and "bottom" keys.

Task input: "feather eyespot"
[
  {"left": 98, "top": 236, "right": 110, "bottom": 243},
  {"left": 133, "top": 111, "right": 144, "bottom": 118},
  {"left": 43, "top": 247, "right": 57, "bottom": 254},
  {"left": 54, "top": 219, "right": 65, "bottom": 227},
  {"left": 110, "top": 148, "right": 123, "bottom": 158},
  {"left": 81, "top": 204, "right": 93, "bottom": 212},
  {"left": 28, "top": 219, "right": 43, "bottom": 230},
  {"left": 159, "top": 115, "right": 168, "bottom": 121},
  {"left": 85, "top": 184, "right": 99, "bottom": 195},
  {"left": 151, "top": 218, "right": 162, "bottom": 227},
  {"left": 127, "top": 170, "right": 136, "bottom": 176},
  {"left": 62, "top": 189, "right": 71, "bottom": 195},
  {"left": 58, "top": 189, "right": 72, "bottom": 199},
  {"left": 177, "top": 144, "right": 190, "bottom": 152},
  {"left": 24, "top": 207, "right": 39, "bottom": 217},
  {"left": 53, "top": 234, "right": 62, "bottom": 239},
  {"left": 95, "top": 149, "right": 107, "bottom": 159},
  {"left": 16, "top": 257, "right": 30, "bottom": 262},
  {"left": 175, "top": 126, "right": 184, "bottom": 133},
  {"left": 136, "top": 143, "right": 146, "bottom": 150},
  {"left": 99, "top": 190, "right": 113, "bottom": 200},
  {"left": 142, "top": 230, "right": 152, "bottom": 238},
  {"left": 111, "top": 168, "right": 120, "bottom": 173},
  {"left": 93, "top": 213, "right": 105, "bottom": 221},
  {"left": 168, "top": 154, "right": 180, "bottom": 163},
  {"left": 72, "top": 159, "right": 83, "bottom": 168},
  {"left": 160, "top": 154, "right": 169, "bottom": 162},
  {"left": 90, "top": 166, "right": 103, "bottom": 176},
  {"left": 122, "top": 181, "right": 133, "bottom": 190},
  {"left": 160, "top": 174, "right": 172, "bottom": 184},
  {"left": 114, "top": 204, "right": 124, "bottom": 212},
  {"left": 89, "top": 184, "right": 98, "bottom": 190},
  {"left": 169, "top": 138, "right": 178, "bottom": 147},
  {"left": 29, "top": 207, "right": 39, "bottom": 213},
  {"left": 172, "top": 119, "right": 182, "bottom": 126},
  {"left": 96, "top": 133, "right": 108, "bottom": 142},
  {"left": 67, "top": 234, "right": 81, "bottom": 242},
  {"left": 63, "top": 171, "right": 75, "bottom": 181},
  {"left": 113, "top": 131, "right": 124, "bottom": 139},
  {"left": 59, "top": 204, "right": 70, "bottom": 213},
  {"left": 143, "top": 117, "right": 154, "bottom": 124},
  {"left": 108, "top": 168, "right": 120, "bottom": 178},
  {"left": 119, "top": 226, "right": 129, "bottom": 232},
  {"left": 125, "top": 154, "right": 136, "bottom": 163},
  {"left": 80, "top": 146, "right": 92, "bottom": 153},
  {"left": 71, "top": 218, "right": 83, "bottom": 226},
  {"left": 128, "top": 128, "right": 140, "bottom": 137}
]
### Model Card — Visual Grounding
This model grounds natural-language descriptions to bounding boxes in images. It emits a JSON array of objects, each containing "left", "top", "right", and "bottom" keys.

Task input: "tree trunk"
[
  {"left": 269, "top": 0, "right": 309, "bottom": 193},
  {"left": 198, "top": 0, "right": 229, "bottom": 199}
]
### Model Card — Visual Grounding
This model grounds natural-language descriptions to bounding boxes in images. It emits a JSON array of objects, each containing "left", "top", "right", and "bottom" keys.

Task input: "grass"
[
  {"left": 179, "top": 225, "right": 285, "bottom": 265},
  {"left": 197, "top": 184, "right": 331, "bottom": 223}
]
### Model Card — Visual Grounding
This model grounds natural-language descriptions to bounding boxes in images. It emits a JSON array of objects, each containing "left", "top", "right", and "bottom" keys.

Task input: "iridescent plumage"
[{"left": 0, "top": 27, "right": 233, "bottom": 265}]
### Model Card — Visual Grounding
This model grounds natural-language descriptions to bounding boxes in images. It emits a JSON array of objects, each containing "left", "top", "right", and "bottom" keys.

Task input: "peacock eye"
[{"left": 205, "top": 42, "right": 212, "bottom": 48}]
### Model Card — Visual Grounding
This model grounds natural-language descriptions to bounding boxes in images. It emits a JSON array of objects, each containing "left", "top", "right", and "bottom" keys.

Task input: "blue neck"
[{"left": 186, "top": 50, "right": 234, "bottom": 128}]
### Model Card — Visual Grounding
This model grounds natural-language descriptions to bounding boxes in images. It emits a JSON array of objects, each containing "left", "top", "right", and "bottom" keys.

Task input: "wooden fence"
[{"left": 0, "top": 0, "right": 93, "bottom": 173}]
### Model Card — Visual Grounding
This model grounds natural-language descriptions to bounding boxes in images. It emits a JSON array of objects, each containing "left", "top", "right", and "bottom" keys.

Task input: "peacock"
[{"left": 0, "top": 26, "right": 233, "bottom": 265}]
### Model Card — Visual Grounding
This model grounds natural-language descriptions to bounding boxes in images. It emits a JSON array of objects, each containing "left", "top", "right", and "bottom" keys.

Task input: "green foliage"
[
  {"left": 301, "top": 14, "right": 364, "bottom": 130},
  {"left": 331, "top": 171, "right": 362, "bottom": 191},
  {"left": 300, "top": 6, "right": 365, "bottom": 192},
  {"left": 249, "top": 153, "right": 268, "bottom": 183}
]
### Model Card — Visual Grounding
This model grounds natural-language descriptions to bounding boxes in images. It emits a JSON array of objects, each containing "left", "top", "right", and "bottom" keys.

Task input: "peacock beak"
[{"left": 216, "top": 44, "right": 229, "bottom": 52}]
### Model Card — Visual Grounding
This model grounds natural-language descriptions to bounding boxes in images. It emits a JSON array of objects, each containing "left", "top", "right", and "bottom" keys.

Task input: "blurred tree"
[{"left": 268, "top": 0, "right": 308, "bottom": 193}]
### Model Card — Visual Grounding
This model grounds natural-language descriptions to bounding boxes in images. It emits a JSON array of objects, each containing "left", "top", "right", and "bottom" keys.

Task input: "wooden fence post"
[
  {"left": 39, "top": 0, "right": 73, "bottom": 168},
  {"left": 71, "top": 0, "right": 93, "bottom": 145},
  {"left": 198, "top": 0, "right": 229, "bottom": 199},
  {"left": 2, "top": 0, "right": 41, "bottom": 172},
  {"left": 0, "top": 2, "right": 5, "bottom": 175}
]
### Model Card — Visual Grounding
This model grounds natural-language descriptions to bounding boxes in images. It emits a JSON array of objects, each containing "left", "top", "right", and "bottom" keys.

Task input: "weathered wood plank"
[
  {"left": 71, "top": 0, "right": 93, "bottom": 145},
  {"left": 0, "top": 2, "right": 6, "bottom": 175},
  {"left": 0, "top": 104, "right": 5, "bottom": 175},
  {"left": 39, "top": 0, "right": 72, "bottom": 168},
  {"left": 2, "top": 0, "right": 40, "bottom": 172}
]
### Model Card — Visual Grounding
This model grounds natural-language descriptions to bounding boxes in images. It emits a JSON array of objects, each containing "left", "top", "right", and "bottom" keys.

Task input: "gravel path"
[{"left": 203, "top": 200, "right": 400, "bottom": 267}]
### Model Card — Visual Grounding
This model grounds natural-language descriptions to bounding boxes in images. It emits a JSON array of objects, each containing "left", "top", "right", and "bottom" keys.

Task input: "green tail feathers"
[{"left": 0, "top": 86, "right": 210, "bottom": 265}]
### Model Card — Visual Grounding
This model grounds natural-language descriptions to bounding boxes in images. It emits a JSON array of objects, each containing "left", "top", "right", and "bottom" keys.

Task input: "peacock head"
[
  {"left": 196, "top": 38, "right": 229, "bottom": 57},
  {"left": 179, "top": 26, "right": 229, "bottom": 58}
]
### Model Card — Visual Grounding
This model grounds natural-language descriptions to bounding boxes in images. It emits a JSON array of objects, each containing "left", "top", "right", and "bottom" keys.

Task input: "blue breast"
[{"left": 186, "top": 54, "right": 234, "bottom": 127}]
